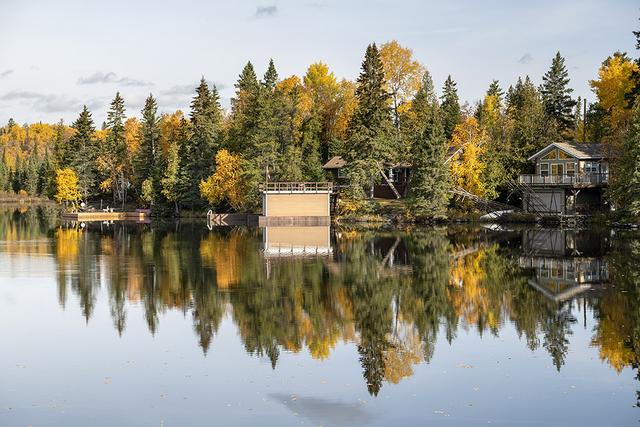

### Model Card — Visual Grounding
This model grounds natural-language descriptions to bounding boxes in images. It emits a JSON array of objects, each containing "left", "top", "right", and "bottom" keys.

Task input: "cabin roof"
[
  {"left": 323, "top": 156, "right": 347, "bottom": 169},
  {"left": 528, "top": 142, "right": 607, "bottom": 161}
]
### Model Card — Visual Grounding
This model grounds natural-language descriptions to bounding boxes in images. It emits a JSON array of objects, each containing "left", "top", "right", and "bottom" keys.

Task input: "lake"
[{"left": 1, "top": 206, "right": 639, "bottom": 426}]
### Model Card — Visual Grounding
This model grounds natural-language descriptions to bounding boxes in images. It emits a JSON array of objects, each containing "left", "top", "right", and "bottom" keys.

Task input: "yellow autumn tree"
[
  {"left": 380, "top": 40, "right": 425, "bottom": 128},
  {"left": 449, "top": 117, "right": 489, "bottom": 197},
  {"left": 200, "top": 149, "right": 246, "bottom": 211},
  {"left": 590, "top": 52, "right": 639, "bottom": 135},
  {"left": 54, "top": 168, "right": 81, "bottom": 209}
]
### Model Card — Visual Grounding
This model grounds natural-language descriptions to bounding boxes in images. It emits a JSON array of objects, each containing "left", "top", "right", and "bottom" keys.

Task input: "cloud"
[
  {"left": 0, "top": 90, "right": 82, "bottom": 113},
  {"left": 518, "top": 53, "right": 533, "bottom": 64},
  {"left": 77, "top": 71, "right": 152, "bottom": 87},
  {"left": 255, "top": 5, "right": 277, "bottom": 17},
  {"left": 0, "top": 90, "right": 44, "bottom": 100},
  {"left": 268, "top": 394, "right": 372, "bottom": 426},
  {"left": 0, "top": 69, "right": 14, "bottom": 78}
]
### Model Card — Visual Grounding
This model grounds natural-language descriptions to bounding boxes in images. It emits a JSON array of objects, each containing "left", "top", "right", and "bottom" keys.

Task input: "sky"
[{"left": 0, "top": 0, "right": 638, "bottom": 125}]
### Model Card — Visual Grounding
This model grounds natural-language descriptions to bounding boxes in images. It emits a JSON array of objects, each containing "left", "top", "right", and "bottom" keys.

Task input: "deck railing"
[
  {"left": 518, "top": 173, "right": 609, "bottom": 186},
  {"left": 260, "top": 182, "right": 334, "bottom": 193}
]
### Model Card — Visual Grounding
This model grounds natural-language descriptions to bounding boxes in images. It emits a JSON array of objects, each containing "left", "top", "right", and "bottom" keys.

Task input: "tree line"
[{"left": 1, "top": 25, "right": 640, "bottom": 217}]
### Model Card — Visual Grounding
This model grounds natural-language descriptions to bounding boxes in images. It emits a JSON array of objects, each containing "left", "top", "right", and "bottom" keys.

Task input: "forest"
[{"left": 1, "top": 24, "right": 640, "bottom": 218}]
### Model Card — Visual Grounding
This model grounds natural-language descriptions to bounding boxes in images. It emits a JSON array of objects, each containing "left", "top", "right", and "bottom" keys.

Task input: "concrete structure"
[
  {"left": 259, "top": 182, "right": 333, "bottom": 226},
  {"left": 519, "top": 142, "right": 611, "bottom": 215}
]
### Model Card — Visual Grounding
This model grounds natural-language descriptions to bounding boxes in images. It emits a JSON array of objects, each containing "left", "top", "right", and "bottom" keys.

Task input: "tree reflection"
[{"left": 2, "top": 207, "right": 640, "bottom": 398}]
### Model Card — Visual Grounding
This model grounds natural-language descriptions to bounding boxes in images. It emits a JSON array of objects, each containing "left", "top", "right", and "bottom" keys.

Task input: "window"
[
  {"left": 337, "top": 168, "right": 346, "bottom": 178},
  {"left": 558, "top": 150, "right": 574, "bottom": 160},
  {"left": 566, "top": 162, "right": 576, "bottom": 176},
  {"left": 540, "top": 163, "right": 549, "bottom": 176},
  {"left": 551, "top": 164, "right": 564, "bottom": 175},
  {"left": 541, "top": 150, "right": 558, "bottom": 160},
  {"left": 584, "top": 162, "right": 599, "bottom": 174}
]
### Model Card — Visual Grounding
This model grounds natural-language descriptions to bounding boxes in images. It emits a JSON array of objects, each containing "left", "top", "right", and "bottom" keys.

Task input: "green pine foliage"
[
  {"left": 612, "top": 101, "right": 640, "bottom": 217},
  {"left": 409, "top": 102, "right": 450, "bottom": 218},
  {"left": 540, "top": 52, "right": 577, "bottom": 138},
  {"left": 136, "top": 94, "right": 161, "bottom": 204},
  {"left": 344, "top": 43, "right": 393, "bottom": 200},
  {"left": 440, "top": 75, "right": 461, "bottom": 140},
  {"left": 103, "top": 93, "right": 127, "bottom": 203},
  {"left": 69, "top": 106, "right": 98, "bottom": 201}
]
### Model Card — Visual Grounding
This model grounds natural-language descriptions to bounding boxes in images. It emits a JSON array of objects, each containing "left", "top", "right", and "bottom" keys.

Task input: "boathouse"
[
  {"left": 259, "top": 182, "right": 333, "bottom": 226},
  {"left": 519, "top": 142, "right": 611, "bottom": 215}
]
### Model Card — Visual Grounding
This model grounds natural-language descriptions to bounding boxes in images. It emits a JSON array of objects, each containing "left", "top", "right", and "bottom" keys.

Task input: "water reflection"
[{"left": 1, "top": 207, "right": 640, "bottom": 401}]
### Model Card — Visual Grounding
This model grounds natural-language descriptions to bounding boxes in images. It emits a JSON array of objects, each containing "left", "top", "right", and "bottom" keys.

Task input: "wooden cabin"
[
  {"left": 322, "top": 156, "right": 411, "bottom": 199},
  {"left": 519, "top": 142, "right": 611, "bottom": 214}
]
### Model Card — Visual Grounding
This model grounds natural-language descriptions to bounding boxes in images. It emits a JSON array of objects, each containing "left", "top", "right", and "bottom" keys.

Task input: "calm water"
[{"left": 1, "top": 207, "right": 639, "bottom": 426}]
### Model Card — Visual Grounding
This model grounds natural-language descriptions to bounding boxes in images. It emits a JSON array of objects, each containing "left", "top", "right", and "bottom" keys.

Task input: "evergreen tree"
[
  {"left": 69, "top": 106, "right": 97, "bottom": 200},
  {"left": 181, "top": 78, "right": 223, "bottom": 208},
  {"left": 103, "top": 92, "right": 127, "bottom": 204},
  {"left": 12, "top": 153, "right": 23, "bottom": 193},
  {"left": 344, "top": 43, "right": 393, "bottom": 199},
  {"left": 23, "top": 153, "right": 39, "bottom": 196},
  {"left": 612, "top": 100, "right": 640, "bottom": 216},
  {"left": 0, "top": 151, "right": 9, "bottom": 192},
  {"left": 440, "top": 75, "right": 461, "bottom": 140},
  {"left": 241, "top": 60, "right": 287, "bottom": 208},
  {"left": 540, "top": 52, "right": 576, "bottom": 138},
  {"left": 52, "top": 119, "right": 66, "bottom": 167},
  {"left": 487, "top": 80, "right": 504, "bottom": 104},
  {"left": 627, "top": 18, "right": 640, "bottom": 107},
  {"left": 409, "top": 100, "right": 450, "bottom": 218},
  {"left": 37, "top": 148, "right": 56, "bottom": 198},
  {"left": 507, "top": 76, "right": 547, "bottom": 172},
  {"left": 136, "top": 94, "right": 161, "bottom": 203},
  {"left": 228, "top": 62, "right": 260, "bottom": 152}
]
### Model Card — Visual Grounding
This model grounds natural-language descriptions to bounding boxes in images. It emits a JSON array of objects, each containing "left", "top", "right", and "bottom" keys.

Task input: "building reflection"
[
  {"left": 263, "top": 226, "right": 332, "bottom": 257},
  {"left": 519, "top": 229, "right": 611, "bottom": 302}
]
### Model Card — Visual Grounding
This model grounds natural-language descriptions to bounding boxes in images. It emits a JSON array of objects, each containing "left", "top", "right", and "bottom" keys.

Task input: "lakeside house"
[
  {"left": 519, "top": 142, "right": 611, "bottom": 215},
  {"left": 322, "top": 157, "right": 411, "bottom": 199}
]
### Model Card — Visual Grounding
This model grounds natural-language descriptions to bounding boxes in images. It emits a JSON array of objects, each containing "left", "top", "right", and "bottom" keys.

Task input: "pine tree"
[
  {"left": 262, "top": 59, "right": 278, "bottom": 91},
  {"left": 37, "top": 149, "right": 55, "bottom": 198},
  {"left": 0, "top": 151, "right": 9, "bottom": 192},
  {"left": 507, "top": 76, "right": 546, "bottom": 171},
  {"left": 52, "top": 119, "right": 66, "bottom": 167},
  {"left": 440, "top": 75, "right": 461, "bottom": 140},
  {"left": 103, "top": 92, "right": 127, "bottom": 204},
  {"left": 540, "top": 52, "right": 577, "bottom": 138},
  {"left": 409, "top": 99, "right": 450, "bottom": 218},
  {"left": 487, "top": 79, "right": 504, "bottom": 102},
  {"left": 613, "top": 100, "right": 640, "bottom": 216},
  {"left": 241, "top": 60, "right": 286, "bottom": 208},
  {"left": 228, "top": 62, "right": 260, "bottom": 152},
  {"left": 23, "top": 153, "right": 39, "bottom": 196},
  {"left": 12, "top": 153, "right": 23, "bottom": 193},
  {"left": 69, "top": 106, "right": 97, "bottom": 200},
  {"left": 181, "top": 78, "right": 223, "bottom": 208},
  {"left": 344, "top": 43, "right": 393, "bottom": 199},
  {"left": 136, "top": 94, "right": 161, "bottom": 203},
  {"left": 627, "top": 18, "right": 640, "bottom": 107}
]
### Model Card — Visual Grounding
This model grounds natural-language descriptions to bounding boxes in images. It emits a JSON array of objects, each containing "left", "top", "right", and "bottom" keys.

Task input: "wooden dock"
[{"left": 61, "top": 210, "right": 150, "bottom": 222}]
